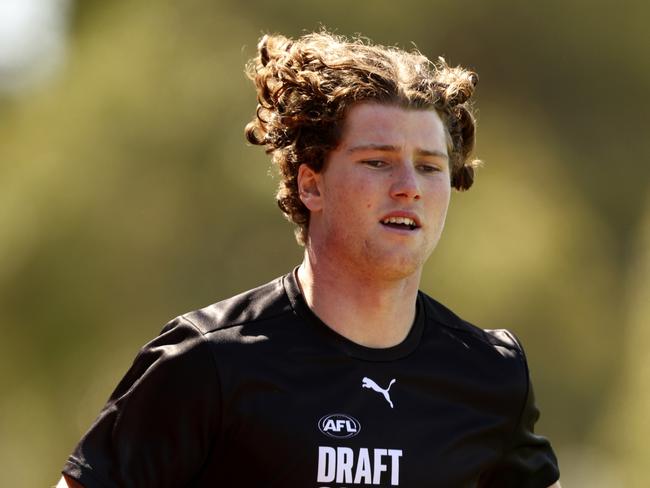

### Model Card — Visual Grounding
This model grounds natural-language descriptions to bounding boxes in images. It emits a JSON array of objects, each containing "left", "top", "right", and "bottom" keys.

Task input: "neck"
[{"left": 297, "top": 248, "right": 421, "bottom": 348}]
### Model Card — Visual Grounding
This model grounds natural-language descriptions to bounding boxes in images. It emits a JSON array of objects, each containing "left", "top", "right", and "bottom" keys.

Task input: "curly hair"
[{"left": 245, "top": 30, "right": 480, "bottom": 245}]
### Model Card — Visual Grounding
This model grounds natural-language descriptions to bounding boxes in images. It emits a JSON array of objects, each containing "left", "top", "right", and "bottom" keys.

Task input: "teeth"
[{"left": 382, "top": 216, "right": 416, "bottom": 226}]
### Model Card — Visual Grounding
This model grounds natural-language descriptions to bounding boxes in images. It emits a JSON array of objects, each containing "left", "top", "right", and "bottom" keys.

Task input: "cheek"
[
  {"left": 427, "top": 182, "right": 451, "bottom": 215},
  {"left": 326, "top": 175, "right": 378, "bottom": 225},
  {"left": 439, "top": 186, "right": 451, "bottom": 207},
  {"left": 350, "top": 179, "right": 376, "bottom": 209},
  {"left": 340, "top": 179, "right": 376, "bottom": 211}
]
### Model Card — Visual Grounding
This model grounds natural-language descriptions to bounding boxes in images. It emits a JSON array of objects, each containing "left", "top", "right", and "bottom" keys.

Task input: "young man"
[{"left": 59, "top": 31, "right": 560, "bottom": 487}]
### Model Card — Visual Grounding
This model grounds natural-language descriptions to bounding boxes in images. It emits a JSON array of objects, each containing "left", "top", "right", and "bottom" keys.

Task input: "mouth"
[{"left": 380, "top": 216, "right": 420, "bottom": 231}]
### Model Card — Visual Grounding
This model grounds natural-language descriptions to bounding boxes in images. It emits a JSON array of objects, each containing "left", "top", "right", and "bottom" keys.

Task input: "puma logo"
[{"left": 362, "top": 377, "right": 396, "bottom": 408}]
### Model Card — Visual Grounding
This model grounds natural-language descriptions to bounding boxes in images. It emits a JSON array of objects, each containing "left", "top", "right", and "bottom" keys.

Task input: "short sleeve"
[
  {"left": 62, "top": 317, "right": 221, "bottom": 487},
  {"left": 479, "top": 333, "right": 560, "bottom": 488}
]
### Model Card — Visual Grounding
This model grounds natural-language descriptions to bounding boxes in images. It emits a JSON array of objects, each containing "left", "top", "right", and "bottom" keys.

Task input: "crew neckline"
[{"left": 283, "top": 267, "right": 425, "bottom": 361}]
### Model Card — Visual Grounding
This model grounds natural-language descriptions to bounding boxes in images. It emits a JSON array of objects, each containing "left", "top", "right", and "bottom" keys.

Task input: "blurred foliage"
[
  {"left": 599, "top": 194, "right": 650, "bottom": 487},
  {"left": 0, "top": 0, "right": 648, "bottom": 486}
]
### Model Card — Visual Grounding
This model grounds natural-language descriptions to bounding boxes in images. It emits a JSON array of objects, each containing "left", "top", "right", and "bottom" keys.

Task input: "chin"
[{"left": 367, "top": 252, "right": 425, "bottom": 281}]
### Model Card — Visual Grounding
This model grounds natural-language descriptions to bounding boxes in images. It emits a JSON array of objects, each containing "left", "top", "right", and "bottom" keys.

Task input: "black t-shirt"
[{"left": 62, "top": 271, "right": 560, "bottom": 487}]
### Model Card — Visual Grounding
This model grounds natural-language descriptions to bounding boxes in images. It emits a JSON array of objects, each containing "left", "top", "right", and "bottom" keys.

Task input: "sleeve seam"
[
  {"left": 499, "top": 330, "right": 531, "bottom": 459},
  {"left": 179, "top": 315, "right": 224, "bottom": 462},
  {"left": 63, "top": 458, "right": 111, "bottom": 488}
]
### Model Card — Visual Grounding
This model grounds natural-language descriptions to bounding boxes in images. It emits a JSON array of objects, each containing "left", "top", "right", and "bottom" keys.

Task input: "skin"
[
  {"left": 57, "top": 101, "right": 561, "bottom": 488},
  {"left": 297, "top": 101, "right": 561, "bottom": 488},
  {"left": 297, "top": 101, "right": 452, "bottom": 348},
  {"left": 57, "top": 475, "right": 82, "bottom": 487}
]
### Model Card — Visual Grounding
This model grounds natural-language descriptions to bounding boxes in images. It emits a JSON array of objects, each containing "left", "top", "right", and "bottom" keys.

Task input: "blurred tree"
[{"left": 601, "top": 195, "right": 650, "bottom": 487}]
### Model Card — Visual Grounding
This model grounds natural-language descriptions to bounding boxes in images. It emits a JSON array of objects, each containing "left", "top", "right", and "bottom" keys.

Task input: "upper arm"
[
  {"left": 60, "top": 318, "right": 221, "bottom": 486},
  {"left": 478, "top": 330, "right": 560, "bottom": 487}
]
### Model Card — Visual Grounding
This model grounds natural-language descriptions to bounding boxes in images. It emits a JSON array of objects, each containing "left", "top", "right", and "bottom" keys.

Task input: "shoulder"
[
  {"left": 121, "top": 274, "right": 295, "bottom": 391},
  {"left": 419, "top": 290, "right": 526, "bottom": 365},
  {"left": 164, "top": 273, "right": 294, "bottom": 338},
  {"left": 418, "top": 291, "right": 536, "bottom": 424}
]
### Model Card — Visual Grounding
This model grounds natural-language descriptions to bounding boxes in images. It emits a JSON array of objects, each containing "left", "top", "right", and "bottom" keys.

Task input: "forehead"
[{"left": 337, "top": 102, "right": 448, "bottom": 153}]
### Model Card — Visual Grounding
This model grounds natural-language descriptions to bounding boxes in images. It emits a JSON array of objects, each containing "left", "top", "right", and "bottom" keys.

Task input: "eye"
[
  {"left": 362, "top": 159, "right": 388, "bottom": 169},
  {"left": 417, "top": 163, "right": 442, "bottom": 173}
]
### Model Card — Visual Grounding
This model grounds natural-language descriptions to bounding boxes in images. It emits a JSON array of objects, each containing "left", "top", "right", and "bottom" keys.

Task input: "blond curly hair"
[{"left": 245, "top": 30, "right": 480, "bottom": 244}]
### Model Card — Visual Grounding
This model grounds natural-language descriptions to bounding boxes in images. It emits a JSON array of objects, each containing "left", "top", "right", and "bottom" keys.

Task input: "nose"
[{"left": 390, "top": 163, "right": 421, "bottom": 201}]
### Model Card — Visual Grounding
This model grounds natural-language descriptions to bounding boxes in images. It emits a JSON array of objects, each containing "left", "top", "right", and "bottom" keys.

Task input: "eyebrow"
[{"left": 346, "top": 143, "right": 449, "bottom": 159}]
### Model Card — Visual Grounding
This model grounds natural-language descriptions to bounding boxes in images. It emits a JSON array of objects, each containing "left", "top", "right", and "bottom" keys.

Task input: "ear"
[{"left": 297, "top": 164, "right": 323, "bottom": 212}]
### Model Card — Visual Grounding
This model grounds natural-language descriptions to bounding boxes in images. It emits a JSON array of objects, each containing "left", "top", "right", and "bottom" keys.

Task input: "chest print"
[{"left": 362, "top": 377, "right": 397, "bottom": 408}]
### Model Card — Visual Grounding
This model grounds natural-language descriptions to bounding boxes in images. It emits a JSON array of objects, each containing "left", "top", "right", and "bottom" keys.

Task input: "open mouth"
[{"left": 380, "top": 216, "right": 419, "bottom": 231}]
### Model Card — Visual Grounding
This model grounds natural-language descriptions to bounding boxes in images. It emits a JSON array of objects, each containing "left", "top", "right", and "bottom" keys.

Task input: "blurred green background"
[{"left": 1, "top": 0, "right": 648, "bottom": 486}]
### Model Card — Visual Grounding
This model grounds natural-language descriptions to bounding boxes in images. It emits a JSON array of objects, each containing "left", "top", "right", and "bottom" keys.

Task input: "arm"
[
  {"left": 59, "top": 318, "right": 220, "bottom": 486},
  {"left": 56, "top": 475, "right": 84, "bottom": 488},
  {"left": 477, "top": 330, "right": 561, "bottom": 488}
]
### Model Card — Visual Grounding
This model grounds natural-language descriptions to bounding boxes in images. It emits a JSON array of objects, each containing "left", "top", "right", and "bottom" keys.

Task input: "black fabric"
[{"left": 63, "top": 271, "right": 559, "bottom": 487}]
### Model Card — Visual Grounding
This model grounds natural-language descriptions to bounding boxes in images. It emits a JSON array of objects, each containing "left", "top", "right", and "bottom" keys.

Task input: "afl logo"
[{"left": 318, "top": 414, "right": 361, "bottom": 439}]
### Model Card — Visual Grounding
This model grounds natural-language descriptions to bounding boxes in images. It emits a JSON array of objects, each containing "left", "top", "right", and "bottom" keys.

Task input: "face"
[{"left": 299, "top": 102, "right": 452, "bottom": 281}]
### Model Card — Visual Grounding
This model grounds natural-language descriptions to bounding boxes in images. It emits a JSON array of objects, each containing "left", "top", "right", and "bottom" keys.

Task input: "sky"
[{"left": 0, "top": 0, "right": 71, "bottom": 93}]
